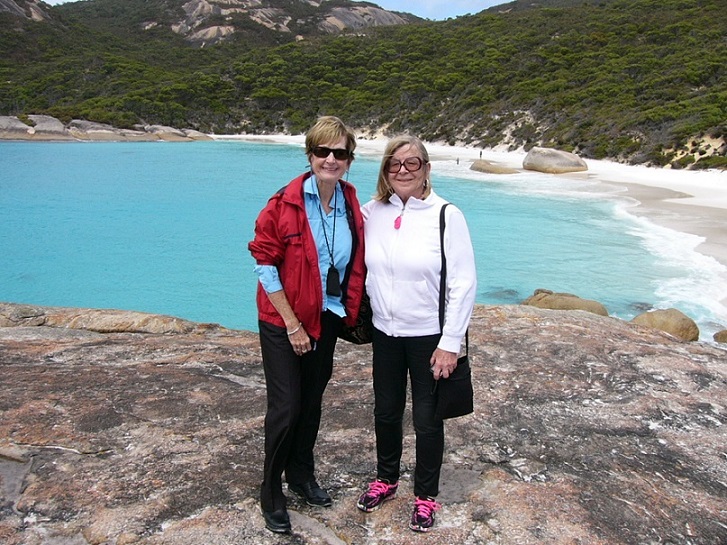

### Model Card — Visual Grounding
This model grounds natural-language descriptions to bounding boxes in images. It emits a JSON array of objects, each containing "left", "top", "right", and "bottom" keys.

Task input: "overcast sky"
[
  {"left": 353, "top": 0, "right": 505, "bottom": 19},
  {"left": 41, "top": 1, "right": 508, "bottom": 21}
]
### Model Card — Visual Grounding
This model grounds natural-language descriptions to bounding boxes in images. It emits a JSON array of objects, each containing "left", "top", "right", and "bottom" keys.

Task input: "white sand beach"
[{"left": 215, "top": 133, "right": 727, "bottom": 308}]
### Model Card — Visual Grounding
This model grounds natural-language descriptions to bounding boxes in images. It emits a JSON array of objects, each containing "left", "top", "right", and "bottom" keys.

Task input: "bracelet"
[{"left": 286, "top": 322, "right": 302, "bottom": 336}]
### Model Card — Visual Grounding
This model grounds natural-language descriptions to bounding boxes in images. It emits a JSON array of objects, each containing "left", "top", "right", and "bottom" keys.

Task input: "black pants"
[
  {"left": 372, "top": 328, "right": 443, "bottom": 498},
  {"left": 258, "top": 311, "right": 341, "bottom": 512}
]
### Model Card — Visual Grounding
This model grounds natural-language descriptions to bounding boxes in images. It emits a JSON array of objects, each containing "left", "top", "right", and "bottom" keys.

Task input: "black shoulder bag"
[
  {"left": 338, "top": 290, "right": 373, "bottom": 344},
  {"left": 432, "top": 203, "right": 474, "bottom": 420},
  {"left": 338, "top": 195, "right": 373, "bottom": 345}
]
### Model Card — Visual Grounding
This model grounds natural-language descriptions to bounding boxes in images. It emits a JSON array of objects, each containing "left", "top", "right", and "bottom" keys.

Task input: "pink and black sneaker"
[
  {"left": 356, "top": 479, "right": 398, "bottom": 513},
  {"left": 409, "top": 496, "right": 441, "bottom": 532}
]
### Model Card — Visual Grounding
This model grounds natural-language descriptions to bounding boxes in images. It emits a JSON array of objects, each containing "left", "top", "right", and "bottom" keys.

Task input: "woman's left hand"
[{"left": 430, "top": 348, "right": 458, "bottom": 380}]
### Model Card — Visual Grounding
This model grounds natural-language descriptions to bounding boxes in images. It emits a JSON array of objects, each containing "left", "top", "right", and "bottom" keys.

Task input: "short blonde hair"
[
  {"left": 304, "top": 116, "right": 356, "bottom": 161},
  {"left": 374, "top": 135, "right": 431, "bottom": 202}
]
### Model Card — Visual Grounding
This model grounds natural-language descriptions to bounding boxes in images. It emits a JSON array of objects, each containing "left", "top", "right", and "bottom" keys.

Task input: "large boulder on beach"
[
  {"left": 714, "top": 329, "right": 727, "bottom": 343},
  {"left": 523, "top": 146, "right": 588, "bottom": 174},
  {"left": 68, "top": 120, "right": 153, "bottom": 141},
  {"left": 1, "top": 302, "right": 725, "bottom": 544},
  {"left": 26, "top": 114, "right": 74, "bottom": 140},
  {"left": 143, "top": 124, "right": 195, "bottom": 141},
  {"left": 0, "top": 115, "right": 211, "bottom": 142},
  {"left": 521, "top": 288, "right": 608, "bottom": 316},
  {"left": 631, "top": 308, "right": 700, "bottom": 342},
  {"left": 0, "top": 115, "right": 74, "bottom": 141},
  {"left": 183, "top": 128, "right": 214, "bottom": 140},
  {"left": 0, "top": 115, "right": 34, "bottom": 139},
  {"left": 470, "top": 159, "right": 519, "bottom": 174}
]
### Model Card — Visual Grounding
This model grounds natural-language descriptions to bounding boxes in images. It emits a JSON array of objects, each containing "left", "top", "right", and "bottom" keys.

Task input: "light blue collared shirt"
[{"left": 254, "top": 175, "right": 352, "bottom": 318}]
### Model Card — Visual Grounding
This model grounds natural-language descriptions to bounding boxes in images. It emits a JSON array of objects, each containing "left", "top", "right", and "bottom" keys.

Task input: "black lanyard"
[{"left": 317, "top": 188, "right": 341, "bottom": 296}]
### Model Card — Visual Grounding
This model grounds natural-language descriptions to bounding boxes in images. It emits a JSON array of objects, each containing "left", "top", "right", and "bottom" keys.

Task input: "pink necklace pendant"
[{"left": 394, "top": 215, "right": 402, "bottom": 229}]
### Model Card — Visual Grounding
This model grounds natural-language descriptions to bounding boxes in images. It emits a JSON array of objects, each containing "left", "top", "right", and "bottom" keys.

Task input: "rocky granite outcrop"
[
  {"left": 470, "top": 159, "right": 519, "bottom": 174},
  {"left": 2, "top": 0, "right": 413, "bottom": 46},
  {"left": 23, "top": 114, "right": 75, "bottom": 141},
  {"left": 631, "top": 307, "right": 700, "bottom": 342},
  {"left": 521, "top": 290, "right": 710, "bottom": 342},
  {"left": 522, "top": 288, "right": 609, "bottom": 316},
  {"left": 318, "top": 6, "right": 409, "bottom": 33},
  {"left": 0, "top": 116, "right": 38, "bottom": 139},
  {"left": 0, "top": 0, "right": 48, "bottom": 21},
  {"left": 0, "top": 303, "right": 220, "bottom": 335},
  {"left": 523, "top": 146, "right": 588, "bottom": 174},
  {"left": 0, "top": 116, "right": 213, "bottom": 142},
  {"left": 168, "top": 0, "right": 412, "bottom": 45},
  {"left": 1, "top": 302, "right": 725, "bottom": 544}
]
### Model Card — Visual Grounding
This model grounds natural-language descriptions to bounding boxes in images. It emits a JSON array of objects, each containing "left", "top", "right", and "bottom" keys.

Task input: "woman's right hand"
[
  {"left": 288, "top": 323, "right": 311, "bottom": 355},
  {"left": 264, "top": 290, "right": 312, "bottom": 356}
]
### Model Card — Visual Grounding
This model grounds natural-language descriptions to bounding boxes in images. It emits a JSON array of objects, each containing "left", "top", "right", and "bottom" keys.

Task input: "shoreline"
[{"left": 215, "top": 134, "right": 727, "bottom": 309}]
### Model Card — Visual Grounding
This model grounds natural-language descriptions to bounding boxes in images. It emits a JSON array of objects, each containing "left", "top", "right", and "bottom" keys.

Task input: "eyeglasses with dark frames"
[
  {"left": 386, "top": 157, "right": 427, "bottom": 173},
  {"left": 312, "top": 146, "right": 352, "bottom": 161}
]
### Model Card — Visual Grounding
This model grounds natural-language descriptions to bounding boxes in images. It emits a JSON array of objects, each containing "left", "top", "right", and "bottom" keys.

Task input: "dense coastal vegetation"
[{"left": 1, "top": 0, "right": 725, "bottom": 168}]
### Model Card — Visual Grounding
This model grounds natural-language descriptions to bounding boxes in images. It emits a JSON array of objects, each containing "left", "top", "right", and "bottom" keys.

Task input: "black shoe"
[
  {"left": 288, "top": 481, "right": 332, "bottom": 507},
  {"left": 262, "top": 508, "right": 291, "bottom": 534}
]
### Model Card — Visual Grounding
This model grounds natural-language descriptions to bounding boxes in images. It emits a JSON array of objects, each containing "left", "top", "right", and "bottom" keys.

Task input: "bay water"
[{"left": 2, "top": 140, "right": 725, "bottom": 339}]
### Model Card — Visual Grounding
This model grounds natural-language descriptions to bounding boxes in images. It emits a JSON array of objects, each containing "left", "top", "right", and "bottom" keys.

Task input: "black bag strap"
[
  {"left": 438, "top": 203, "right": 469, "bottom": 355},
  {"left": 438, "top": 204, "right": 449, "bottom": 330}
]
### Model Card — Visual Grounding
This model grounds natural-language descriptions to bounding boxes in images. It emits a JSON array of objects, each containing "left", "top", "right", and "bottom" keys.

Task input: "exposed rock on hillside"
[
  {"left": 319, "top": 6, "right": 409, "bottom": 33},
  {"left": 0, "top": 0, "right": 48, "bottom": 21},
  {"left": 1, "top": 302, "right": 725, "bottom": 544},
  {"left": 169, "top": 0, "right": 412, "bottom": 44},
  {"left": 2, "top": 0, "right": 414, "bottom": 45}
]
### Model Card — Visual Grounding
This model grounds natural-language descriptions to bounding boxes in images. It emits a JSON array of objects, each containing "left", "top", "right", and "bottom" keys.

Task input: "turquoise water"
[{"left": 2, "top": 140, "right": 725, "bottom": 339}]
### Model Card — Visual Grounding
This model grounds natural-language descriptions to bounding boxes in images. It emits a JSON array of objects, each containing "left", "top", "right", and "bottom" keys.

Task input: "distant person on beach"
[
  {"left": 248, "top": 116, "right": 366, "bottom": 534},
  {"left": 356, "top": 135, "right": 476, "bottom": 532}
]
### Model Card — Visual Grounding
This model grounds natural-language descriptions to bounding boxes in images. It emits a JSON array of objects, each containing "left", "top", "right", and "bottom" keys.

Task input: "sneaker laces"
[
  {"left": 366, "top": 480, "right": 396, "bottom": 497},
  {"left": 413, "top": 497, "right": 441, "bottom": 519}
]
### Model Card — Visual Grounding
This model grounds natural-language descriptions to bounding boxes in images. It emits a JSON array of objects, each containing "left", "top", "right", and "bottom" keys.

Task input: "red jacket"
[{"left": 248, "top": 172, "right": 366, "bottom": 341}]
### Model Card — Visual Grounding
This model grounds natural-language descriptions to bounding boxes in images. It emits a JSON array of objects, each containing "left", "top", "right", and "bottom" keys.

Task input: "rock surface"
[
  {"left": 632, "top": 307, "right": 700, "bottom": 342},
  {"left": 24, "top": 115, "right": 75, "bottom": 141},
  {"left": 521, "top": 288, "right": 609, "bottom": 316},
  {"left": 1, "top": 302, "right": 726, "bottom": 545},
  {"left": 168, "top": 0, "right": 411, "bottom": 45},
  {"left": 0, "top": 116, "right": 213, "bottom": 142},
  {"left": 0, "top": 0, "right": 48, "bottom": 21},
  {"left": 523, "top": 146, "right": 588, "bottom": 174},
  {"left": 470, "top": 159, "right": 519, "bottom": 174}
]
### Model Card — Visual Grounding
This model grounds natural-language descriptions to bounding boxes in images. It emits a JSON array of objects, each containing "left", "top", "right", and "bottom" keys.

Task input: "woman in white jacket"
[{"left": 356, "top": 135, "right": 477, "bottom": 533}]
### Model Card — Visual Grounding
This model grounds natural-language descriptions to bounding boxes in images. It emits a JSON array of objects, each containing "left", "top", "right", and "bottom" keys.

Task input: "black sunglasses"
[{"left": 311, "top": 146, "right": 352, "bottom": 161}]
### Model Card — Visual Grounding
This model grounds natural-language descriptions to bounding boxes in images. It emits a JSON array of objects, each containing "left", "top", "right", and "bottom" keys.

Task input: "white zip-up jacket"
[{"left": 362, "top": 190, "right": 477, "bottom": 353}]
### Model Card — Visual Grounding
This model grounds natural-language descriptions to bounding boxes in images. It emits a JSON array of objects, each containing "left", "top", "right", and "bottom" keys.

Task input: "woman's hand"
[
  {"left": 264, "top": 289, "right": 312, "bottom": 356},
  {"left": 429, "top": 348, "right": 458, "bottom": 380},
  {"left": 287, "top": 323, "right": 312, "bottom": 356}
]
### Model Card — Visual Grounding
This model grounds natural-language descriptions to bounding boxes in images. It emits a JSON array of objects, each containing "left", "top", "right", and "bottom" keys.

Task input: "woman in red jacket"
[{"left": 248, "top": 116, "right": 366, "bottom": 534}]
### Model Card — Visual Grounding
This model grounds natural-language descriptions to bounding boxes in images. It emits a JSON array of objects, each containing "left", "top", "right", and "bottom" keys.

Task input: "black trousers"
[
  {"left": 372, "top": 328, "right": 443, "bottom": 499},
  {"left": 258, "top": 311, "right": 341, "bottom": 512}
]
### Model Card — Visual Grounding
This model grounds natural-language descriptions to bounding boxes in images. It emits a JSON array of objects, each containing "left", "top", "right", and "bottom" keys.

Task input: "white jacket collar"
[{"left": 390, "top": 190, "right": 442, "bottom": 210}]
